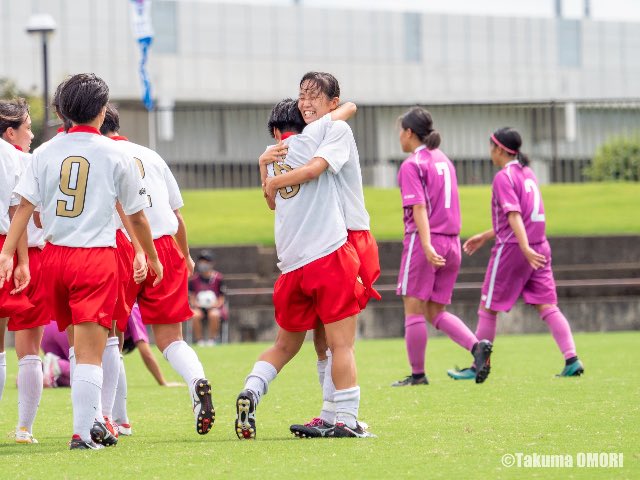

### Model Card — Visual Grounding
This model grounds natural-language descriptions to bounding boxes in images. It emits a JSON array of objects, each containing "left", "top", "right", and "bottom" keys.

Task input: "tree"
[
  {"left": 0, "top": 77, "right": 46, "bottom": 148},
  {"left": 585, "top": 134, "right": 640, "bottom": 182}
]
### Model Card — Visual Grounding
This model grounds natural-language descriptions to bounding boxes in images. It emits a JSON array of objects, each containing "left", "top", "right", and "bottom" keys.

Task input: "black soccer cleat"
[
  {"left": 193, "top": 378, "right": 215, "bottom": 435},
  {"left": 331, "top": 422, "right": 376, "bottom": 438},
  {"left": 473, "top": 339, "right": 493, "bottom": 384},
  {"left": 235, "top": 389, "right": 257, "bottom": 440},
  {"left": 391, "top": 374, "right": 429, "bottom": 387},
  {"left": 89, "top": 421, "right": 117, "bottom": 447},
  {"left": 290, "top": 417, "right": 334, "bottom": 438},
  {"left": 69, "top": 434, "right": 104, "bottom": 450}
]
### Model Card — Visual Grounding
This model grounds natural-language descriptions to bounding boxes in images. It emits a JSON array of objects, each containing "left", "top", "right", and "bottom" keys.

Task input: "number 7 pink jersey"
[
  {"left": 491, "top": 160, "right": 547, "bottom": 245},
  {"left": 397, "top": 145, "right": 461, "bottom": 236}
]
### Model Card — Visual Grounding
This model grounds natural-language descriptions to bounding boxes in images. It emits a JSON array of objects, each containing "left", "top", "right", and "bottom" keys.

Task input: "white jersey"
[
  {"left": 15, "top": 150, "right": 45, "bottom": 248},
  {"left": 0, "top": 139, "right": 22, "bottom": 234},
  {"left": 14, "top": 127, "right": 148, "bottom": 248},
  {"left": 311, "top": 114, "right": 370, "bottom": 231},
  {"left": 32, "top": 130, "right": 66, "bottom": 155},
  {"left": 268, "top": 119, "right": 347, "bottom": 273},
  {"left": 113, "top": 138, "right": 183, "bottom": 239}
]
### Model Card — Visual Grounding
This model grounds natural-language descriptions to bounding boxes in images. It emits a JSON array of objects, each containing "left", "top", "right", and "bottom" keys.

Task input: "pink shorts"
[
  {"left": 481, "top": 240, "right": 557, "bottom": 312},
  {"left": 396, "top": 233, "right": 461, "bottom": 304}
]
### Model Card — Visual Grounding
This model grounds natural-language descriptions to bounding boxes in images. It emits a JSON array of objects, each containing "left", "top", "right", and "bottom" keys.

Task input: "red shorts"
[
  {"left": 112, "top": 230, "right": 137, "bottom": 332},
  {"left": 131, "top": 235, "right": 193, "bottom": 325},
  {"left": 273, "top": 242, "right": 365, "bottom": 332},
  {"left": 8, "top": 247, "right": 51, "bottom": 331},
  {"left": 348, "top": 230, "right": 382, "bottom": 307},
  {"left": 0, "top": 235, "right": 34, "bottom": 318},
  {"left": 40, "top": 243, "right": 118, "bottom": 332}
]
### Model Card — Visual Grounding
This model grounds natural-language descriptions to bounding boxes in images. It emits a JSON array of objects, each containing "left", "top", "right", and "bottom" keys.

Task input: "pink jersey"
[
  {"left": 491, "top": 160, "right": 547, "bottom": 245},
  {"left": 397, "top": 145, "right": 461, "bottom": 236}
]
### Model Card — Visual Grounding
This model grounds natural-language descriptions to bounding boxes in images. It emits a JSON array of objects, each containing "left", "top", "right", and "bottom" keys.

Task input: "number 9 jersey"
[{"left": 14, "top": 126, "right": 148, "bottom": 247}]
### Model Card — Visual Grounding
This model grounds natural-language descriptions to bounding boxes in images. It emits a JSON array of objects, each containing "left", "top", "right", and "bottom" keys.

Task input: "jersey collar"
[
  {"left": 414, "top": 145, "right": 427, "bottom": 153},
  {"left": 504, "top": 160, "right": 520, "bottom": 168},
  {"left": 13, "top": 144, "right": 23, "bottom": 152},
  {"left": 68, "top": 125, "right": 102, "bottom": 135},
  {"left": 281, "top": 132, "right": 296, "bottom": 141},
  {"left": 56, "top": 126, "right": 65, "bottom": 133},
  {"left": 110, "top": 135, "right": 129, "bottom": 142}
]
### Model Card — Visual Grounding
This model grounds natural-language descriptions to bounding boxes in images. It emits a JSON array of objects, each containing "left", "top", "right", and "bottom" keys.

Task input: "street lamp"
[{"left": 25, "top": 13, "right": 56, "bottom": 139}]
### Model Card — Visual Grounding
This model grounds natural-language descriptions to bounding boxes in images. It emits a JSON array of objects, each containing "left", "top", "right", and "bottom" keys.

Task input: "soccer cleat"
[
  {"left": 90, "top": 420, "right": 118, "bottom": 447},
  {"left": 447, "top": 367, "right": 477, "bottom": 380},
  {"left": 69, "top": 434, "right": 104, "bottom": 450},
  {"left": 192, "top": 378, "right": 215, "bottom": 435},
  {"left": 235, "top": 389, "right": 257, "bottom": 440},
  {"left": 290, "top": 417, "right": 334, "bottom": 438},
  {"left": 473, "top": 340, "right": 493, "bottom": 384},
  {"left": 116, "top": 422, "right": 132, "bottom": 436},
  {"left": 15, "top": 427, "right": 38, "bottom": 444},
  {"left": 391, "top": 375, "right": 429, "bottom": 387},
  {"left": 556, "top": 360, "right": 584, "bottom": 377},
  {"left": 331, "top": 422, "right": 377, "bottom": 438}
]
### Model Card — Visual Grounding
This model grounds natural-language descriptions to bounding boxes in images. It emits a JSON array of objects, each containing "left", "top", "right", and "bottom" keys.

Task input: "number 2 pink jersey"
[
  {"left": 491, "top": 160, "right": 546, "bottom": 245},
  {"left": 397, "top": 145, "right": 461, "bottom": 236}
]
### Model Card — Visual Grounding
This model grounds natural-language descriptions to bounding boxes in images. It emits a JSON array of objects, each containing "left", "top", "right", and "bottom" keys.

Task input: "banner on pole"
[{"left": 129, "top": 0, "right": 154, "bottom": 111}]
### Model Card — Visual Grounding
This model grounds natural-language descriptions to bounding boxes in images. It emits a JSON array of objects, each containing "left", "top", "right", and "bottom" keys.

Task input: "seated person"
[{"left": 188, "top": 250, "right": 228, "bottom": 346}]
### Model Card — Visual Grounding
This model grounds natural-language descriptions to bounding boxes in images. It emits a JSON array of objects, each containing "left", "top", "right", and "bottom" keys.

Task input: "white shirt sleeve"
[
  {"left": 163, "top": 163, "right": 184, "bottom": 210},
  {"left": 312, "top": 121, "right": 352, "bottom": 175},
  {"left": 115, "top": 153, "right": 149, "bottom": 215},
  {"left": 13, "top": 152, "right": 41, "bottom": 207}
]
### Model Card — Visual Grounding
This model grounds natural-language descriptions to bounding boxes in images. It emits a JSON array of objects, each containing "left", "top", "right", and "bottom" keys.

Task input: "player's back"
[
  {"left": 15, "top": 150, "right": 45, "bottom": 248},
  {"left": 421, "top": 148, "right": 461, "bottom": 235},
  {"left": 21, "top": 128, "right": 146, "bottom": 247},
  {"left": 114, "top": 140, "right": 182, "bottom": 238},
  {"left": 0, "top": 139, "right": 22, "bottom": 234}
]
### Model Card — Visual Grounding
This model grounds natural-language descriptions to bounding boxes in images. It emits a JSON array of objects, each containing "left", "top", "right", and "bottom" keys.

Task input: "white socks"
[
  {"left": 72, "top": 364, "right": 103, "bottom": 442},
  {"left": 17, "top": 355, "right": 43, "bottom": 433},
  {"left": 0, "top": 351, "right": 6, "bottom": 401},
  {"left": 113, "top": 355, "right": 128, "bottom": 424},
  {"left": 335, "top": 386, "right": 360, "bottom": 429},
  {"left": 68, "top": 346, "right": 76, "bottom": 381},
  {"left": 319, "top": 351, "right": 337, "bottom": 424},
  {"left": 244, "top": 360, "right": 277, "bottom": 404},
  {"left": 101, "top": 336, "right": 120, "bottom": 419},
  {"left": 162, "top": 340, "right": 206, "bottom": 398},
  {"left": 317, "top": 358, "right": 327, "bottom": 387}
]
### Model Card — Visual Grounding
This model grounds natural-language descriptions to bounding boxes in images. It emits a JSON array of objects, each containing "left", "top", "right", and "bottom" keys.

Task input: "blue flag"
[{"left": 130, "top": 0, "right": 154, "bottom": 111}]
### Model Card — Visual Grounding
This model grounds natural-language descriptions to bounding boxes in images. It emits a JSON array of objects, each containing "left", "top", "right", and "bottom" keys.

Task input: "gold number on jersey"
[
  {"left": 56, "top": 156, "right": 90, "bottom": 218},
  {"left": 134, "top": 157, "right": 152, "bottom": 207},
  {"left": 273, "top": 163, "right": 300, "bottom": 199}
]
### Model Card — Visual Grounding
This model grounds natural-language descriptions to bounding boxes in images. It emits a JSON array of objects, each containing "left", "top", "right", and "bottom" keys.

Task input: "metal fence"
[{"left": 119, "top": 99, "right": 640, "bottom": 189}]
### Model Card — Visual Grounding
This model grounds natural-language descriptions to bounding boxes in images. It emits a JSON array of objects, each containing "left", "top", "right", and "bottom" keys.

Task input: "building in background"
[{"left": 1, "top": 0, "right": 639, "bottom": 186}]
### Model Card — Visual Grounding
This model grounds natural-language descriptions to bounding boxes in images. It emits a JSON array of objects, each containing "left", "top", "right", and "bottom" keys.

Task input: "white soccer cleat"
[
  {"left": 15, "top": 427, "right": 38, "bottom": 444},
  {"left": 116, "top": 422, "right": 132, "bottom": 436}
]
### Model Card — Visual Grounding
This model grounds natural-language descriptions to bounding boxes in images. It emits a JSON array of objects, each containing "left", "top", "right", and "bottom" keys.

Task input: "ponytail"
[
  {"left": 492, "top": 127, "right": 530, "bottom": 166},
  {"left": 401, "top": 106, "right": 441, "bottom": 150},
  {"left": 517, "top": 152, "right": 530, "bottom": 167}
]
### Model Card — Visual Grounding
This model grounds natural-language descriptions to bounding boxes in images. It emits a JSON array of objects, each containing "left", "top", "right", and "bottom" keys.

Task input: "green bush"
[{"left": 586, "top": 134, "right": 640, "bottom": 181}]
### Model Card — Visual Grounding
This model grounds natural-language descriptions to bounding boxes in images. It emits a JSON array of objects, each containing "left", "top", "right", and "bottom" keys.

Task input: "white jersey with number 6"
[
  {"left": 0, "top": 138, "right": 22, "bottom": 235},
  {"left": 14, "top": 151, "right": 45, "bottom": 248},
  {"left": 14, "top": 129, "right": 148, "bottom": 248},
  {"left": 113, "top": 139, "right": 184, "bottom": 238}
]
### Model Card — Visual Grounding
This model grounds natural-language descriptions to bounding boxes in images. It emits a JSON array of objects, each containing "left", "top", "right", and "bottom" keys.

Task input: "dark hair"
[
  {"left": 100, "top": 103, "right": 120, "bottom": 135},
  {"left": 52, "top": 78, "right": 73, "bottom": 131},
  {"left": 400, "top": 106, "right": 441, "bottom": 150},
  {"left": 267, "top": 98, "right": 306, "bottom": 138},
  {"left": 299, "top": 71, "right": 340, "bottom": 100},
  {"left": 58, "top": 73, "right": 109, "bottom": 125},
  {"left": 491, "top": 127, "right": 530, "bottom": 166},
  {"left": 0, "top": 98, "right": 29, "bottom": 136}
]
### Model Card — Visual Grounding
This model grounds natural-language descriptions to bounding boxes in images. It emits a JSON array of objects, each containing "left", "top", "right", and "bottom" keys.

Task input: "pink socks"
[
  {"left": 475, "top": 309, "right": 497, "bottom": 342},
  {"left": 432, "top": 311, "right": 478, "bottom": 352},
  {"left": 540, "top": 306, "right": 577, "bottom": 359},
  {"left": 405, "top": 314, "right": 427, "bottom": 375}
]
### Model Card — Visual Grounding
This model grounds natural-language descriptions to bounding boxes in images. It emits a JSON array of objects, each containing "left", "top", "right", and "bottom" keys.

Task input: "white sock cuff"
[
  {"left": 0, "top": 351, "right": 6, "bottom": 365},
  {"left": 334, "top": 386, "right": 360, "bottom": 402},
  {"left": 246, "top": 360, "right": 277, "bottom": 393},
  {"left": 18, "top": 355, "right": 42, "bottom": 366},
  {"left": 325, "top": 348, "right": 332, "bottom": 357},
  {"left": 317, "top": 359, "right": 328, "bottom": 368},
  {"left": 106, "top": 336, "right": 120, "bottom": 347},
  {"left": 74, "top": 364, "right": 103, "bottom": 388},
  {"left": 322, "top": 400, "right": 336, "bottom": 413},
  {"left": 68, "top": 346, "right": 75, "bottom": 358},
  {"left": 162, "top": 340, "right": 186, "bottom": 361}
]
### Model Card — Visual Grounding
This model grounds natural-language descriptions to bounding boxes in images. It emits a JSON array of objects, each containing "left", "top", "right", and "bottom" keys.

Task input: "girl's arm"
[
  {"left": 463, "top": 229, "right": 495, "bottom": 256},
  {"left": 173, "top": 209, "right": 195, "bottom": 275},
  {"left": 117, "top": 201, "right": 147, "bottom": 284},
  {"left": 263, "top": 157, "right": 329, "bottom": 201},
  {"left": 507, "top": 211, "right": 546, "bottom": 269},
  {"left": 331, "top": 102, "right": 357, "bottom": 121},
  {"left": 0, "top": 198, "right": 35, "bottom": 291},
  {"left": 412, "top": 204, "right": 445, "bottom": 267}
]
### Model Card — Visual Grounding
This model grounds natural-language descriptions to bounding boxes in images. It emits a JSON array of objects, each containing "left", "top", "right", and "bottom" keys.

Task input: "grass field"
[
  {"left": 0, "top": 332, "right": 637, "bottom": 479},
  {"left": 181, "top": 182, "right": 640, "bottom": 246}
]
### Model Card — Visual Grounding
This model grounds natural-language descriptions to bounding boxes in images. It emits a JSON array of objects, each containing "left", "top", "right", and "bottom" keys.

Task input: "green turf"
[
  {"left": 0, "top": 332, "right": 638, "bottom": 479},
  {"left": 181, "top": 183, "right": 640, "bottom": 246}
]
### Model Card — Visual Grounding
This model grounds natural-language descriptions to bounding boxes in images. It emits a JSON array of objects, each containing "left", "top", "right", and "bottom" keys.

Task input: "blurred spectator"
[{"left": 188, "top": 250, "right": 228, "bottom": 346}]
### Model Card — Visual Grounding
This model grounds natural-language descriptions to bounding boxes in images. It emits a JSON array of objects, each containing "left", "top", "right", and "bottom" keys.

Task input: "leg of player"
[
  {"left": 113, "top": 353, "right": 131, "bottom": 435},
  {"left": 99, "top": 321, "right": 121, "bottom": 438},
  {"left": 14, "top": 326, "right": 44, "bottom": 444},
  {"left": 191, "top": 308, "right": 204, "bottom": 346},
  {"left": 154, "top": 322, "right": 214, "bottom": 435},
  {"left": 536, "top": 304, "right": 584, "bottom": 377},
  {"left": 0, "top": 318, "right": 7, "bottom": 400},
  {"left": 72, "top": 322, "right": 109, "bottom": 448},
  {"left": 236, "top": 328, "right": 307, "bottom": 440},
  {"left": 392, "top": 296, "right": 429, "bottom": 386},
  {"left": 448, "top": 305, "right": 498, "bottom": 381},
  {"left": 427, "top": 301, "right": 493, "bottom": 384},
  {"left": 206, "top": 307, "right": 220, "bottom": 345}
]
